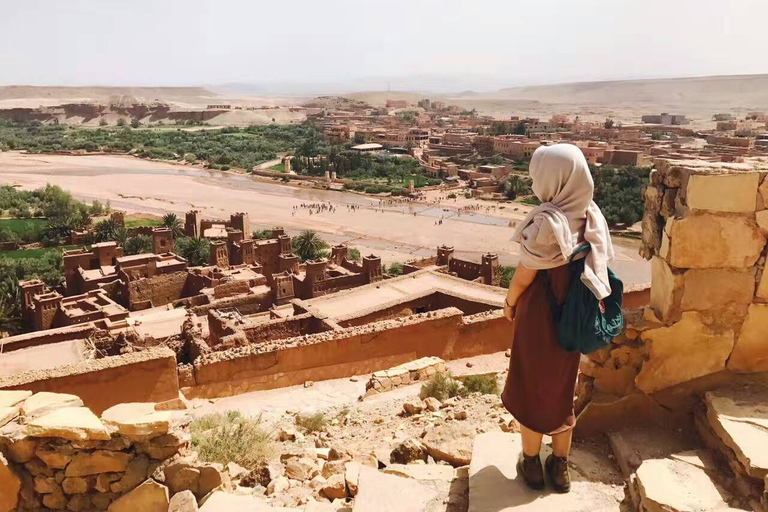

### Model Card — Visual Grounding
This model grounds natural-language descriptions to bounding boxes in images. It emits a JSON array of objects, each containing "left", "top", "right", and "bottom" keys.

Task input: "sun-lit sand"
[{"left": 0, "top": 151, "right": 649, "bottom": 283}]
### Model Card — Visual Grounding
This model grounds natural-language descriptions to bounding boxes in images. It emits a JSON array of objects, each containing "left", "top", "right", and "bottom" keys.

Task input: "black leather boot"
[
  {"left": 545, "top": 454, "right": 571, "bottom": 493},
  {"left": 517, "top": 452, "right": 545, "bottom": 490}
]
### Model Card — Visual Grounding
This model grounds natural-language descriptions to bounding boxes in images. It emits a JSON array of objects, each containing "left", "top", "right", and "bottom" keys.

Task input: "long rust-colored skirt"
[{"left": 501, "top": 264, "right": 581, "bottom": 435}]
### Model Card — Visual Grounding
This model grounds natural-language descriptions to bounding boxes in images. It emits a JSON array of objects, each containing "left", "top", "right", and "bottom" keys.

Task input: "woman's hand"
[{"left": 503, "top": 300, "right": 515, "bottom": 322}]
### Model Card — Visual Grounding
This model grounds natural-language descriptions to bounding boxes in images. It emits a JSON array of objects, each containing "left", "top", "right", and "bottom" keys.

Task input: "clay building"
[
  {"left": 19, "top": 279, "right": 128, "bottom": 331},
  {"left": 63, "top": 242, "right": 124, "bottom": 295},
  {"left": 403, "top": 245, "right": 500, "bottom": 286}
]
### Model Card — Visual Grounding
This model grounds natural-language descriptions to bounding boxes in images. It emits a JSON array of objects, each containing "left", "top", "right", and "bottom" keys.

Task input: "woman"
[{"left": 501, "top": 143, "right": 614, "bottom": 493}]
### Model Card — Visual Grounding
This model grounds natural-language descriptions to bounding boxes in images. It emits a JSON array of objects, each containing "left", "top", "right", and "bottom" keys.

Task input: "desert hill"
[{"left": 0, "top": 85, "right": 220, "bottom": 108}]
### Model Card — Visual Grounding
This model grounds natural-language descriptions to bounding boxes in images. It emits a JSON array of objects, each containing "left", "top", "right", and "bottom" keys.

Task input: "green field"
[
  {"left": 270, "top": 162, "right": 286, "bottom": 173},
  {"left": 0, "top": 245, "right": 77, "bottom": 260},
  {"left": 0, "top": 218, "right": 47, "bottom": 233},
  {"left": 125, "top": 218, "right": 163, "bottom": 228}
]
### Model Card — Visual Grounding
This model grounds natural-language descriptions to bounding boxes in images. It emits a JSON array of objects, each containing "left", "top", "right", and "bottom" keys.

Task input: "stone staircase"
[{"left": 468, "top": 383, "right": 768, "bottom": 512}]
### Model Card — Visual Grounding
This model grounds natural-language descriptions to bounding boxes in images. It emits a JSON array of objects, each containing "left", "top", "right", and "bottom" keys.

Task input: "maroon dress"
[{"left": 501, "top": 264, "right": 581, "bottom": 435}]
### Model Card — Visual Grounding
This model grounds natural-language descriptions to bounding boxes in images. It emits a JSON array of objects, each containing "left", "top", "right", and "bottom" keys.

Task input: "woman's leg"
[
  {"left": 550, "top": 428, "right": 573, "bottom": 458},
  {"left": 520, "top": 424, "right": 544, "bottom": 456}
]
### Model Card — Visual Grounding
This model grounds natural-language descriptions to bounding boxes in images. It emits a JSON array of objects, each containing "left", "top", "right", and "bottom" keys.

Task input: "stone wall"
[
  {"left": 577, "top": 157, "right": 768, "bottom": 435},
  {"left": 0, "top": 390, "right": 191, "bottom": 512},
  {"left": 0, "top": 349, "right": 179, "bottom": 415}
]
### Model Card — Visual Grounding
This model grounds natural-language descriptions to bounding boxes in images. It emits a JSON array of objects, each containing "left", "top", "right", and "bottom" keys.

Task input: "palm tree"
[
  {"left": 124, "top": 235, "right": 153, "bottom": 255},
  {"left": 94, "top": 219, "right": 119, "bottom": 242},
  {"left": 291, "top": 230, "right": 329, "bottom": 262},
  {"left": 176, "top": 237, "right": 210, "bottom": 266},
  {"left": 113, "top": 227, "right": 129, "bottom": 247},
  {"left": 162, "top": 213, "right": 185, "bottom": 239}
]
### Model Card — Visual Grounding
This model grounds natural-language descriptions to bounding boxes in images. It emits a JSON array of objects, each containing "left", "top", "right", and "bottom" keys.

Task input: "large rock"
[
  {"left": 352, "top": 465, "right": 437, "bottom": 512},
  {"left": 284, "top": 457, "right": 317, "bottom": 482},
  {"left": 421, "top": 422, "right": 475, "bottom": 466},
  {"left": 703, "top": 386, "right": 768, "bottom": 478},
  {"left": 169, "top": 490, "right": 199, "bottom": 512},
  {"left": 635, "top": 458, "right": 727, "bottom": 512},
  {"left": 26, "top": 407, "right": 111, "bottom": 441},
  {"left": 65, "top": 450, "right": 132, "bottom": 477},
  {"left": 22, "top": 392, "right": 83, "bottom": 420},
  {"left": 197, "top": 463, "right": 231, "bottom": 498},
  {"left": 165, "top": 461, "right": 201, "bottom": 495},
  {"left": 321, "top": 473, "right": 347, "bottom": 500},
  {"left": 685, "top": 172, "right": 759, "bottom": 213},
  {"left": 0, "top": 407, "right": 19, "bottom": 429},
  {"left": 389, "top": 437, "right": 428, "bottom": 464},
  {"left": 6, "top": 438, "right": 39, "bottom": 464},
  {"left": 101, "top": 402, "right": 173, "bottom": 439},
  {"left": 680, "top": 268, "right": 755, "bottom": 312},
  {"left": 649, "top": 257, "right": 683, "bottom": 322},
  {"left": 636, "top": 312, "right": 735, "bottom": 393},
  {"left": 661, "top": 214, "right": 765, "bottom": 269},
  {"left": 0, "top": 453, "right": 21, "bottom": 512},
  {"left": 728, "top": 304, "right": 768, "bottom": 373},
  {"left": 469, "top": 432, "right": 624, "bottom": 512},
  {"left": 108, "top": 479, "right": 169, "bottom": 512},
  {"left": 0, "top": 390, "right": 31, "bottom": 408}
]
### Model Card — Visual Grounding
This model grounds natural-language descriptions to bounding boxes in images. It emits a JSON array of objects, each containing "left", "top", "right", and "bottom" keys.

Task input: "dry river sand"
[{"left": 0, "top": 152, "right": 649, "bottom": 283}]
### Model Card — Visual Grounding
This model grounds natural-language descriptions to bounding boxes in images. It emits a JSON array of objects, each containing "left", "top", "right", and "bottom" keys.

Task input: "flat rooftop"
[{"left": 296, "top": 269, "right": 505, "bottom": 322}]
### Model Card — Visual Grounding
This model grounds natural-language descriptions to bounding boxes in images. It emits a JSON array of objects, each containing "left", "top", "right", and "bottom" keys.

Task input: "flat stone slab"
[
  {"left": 0, "top": 406, "right": 19, "bottom": 429},
  {"left": 199, "top": 491, "right": 301, "bottom": 511},
  {"left": 0, "top": 390, "right": 31, "bottom": 408},
  {"left": 635, "top": 458, "right": 728, "bottom": 512},
  {"left": 101, "top": 402, "right": 173, "bottom": 438},
  {"left": 22, "top": 392, "right": 83, "bottom": 419},
  {"left": 382, "top": 464, "right": 457, "bottom": 481},
  {"left": 704, "top": 385, "right": 768, "bottom": 478},
  {"left": 25, "top": 406, "right": 110, "bottom": 441},
  {"left": 469, "top": 432, "right": 623, "bottom": 512},
  {"left": 352, "top": 465, "right": 438, "bottom": 512}
]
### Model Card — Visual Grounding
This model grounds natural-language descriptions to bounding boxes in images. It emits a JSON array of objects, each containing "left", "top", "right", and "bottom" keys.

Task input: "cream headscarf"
[{"left": 511, "top": 143, "right": 614, "bottom": 300}]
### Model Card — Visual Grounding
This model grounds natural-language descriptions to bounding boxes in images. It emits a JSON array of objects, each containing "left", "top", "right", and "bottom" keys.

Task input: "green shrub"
[
  {"left": 419, "top": 373, "right": 465, "bottom": 401},
  {"left": 296, "top": 412, "right": 327, "bottom": 433},
  {"left": 499, "top": 265, "right": 516, "bottom": 289},
  {"left": 462, "top": 374, "right": 499, "bottom": 395},
  {"left": 386, "top": 262, "right": 404, "bottom": 276},
  {"left": 190, "top": 411, "right": 273, "bottom": 468}
]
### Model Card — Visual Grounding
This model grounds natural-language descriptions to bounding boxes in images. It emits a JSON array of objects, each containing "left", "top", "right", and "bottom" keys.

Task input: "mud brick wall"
[
  {"left": 127, "top": 272, "right": 188, "bottom": 310},
  {"left": 0, "top": 349, "right": 179, "bottom": 415}
]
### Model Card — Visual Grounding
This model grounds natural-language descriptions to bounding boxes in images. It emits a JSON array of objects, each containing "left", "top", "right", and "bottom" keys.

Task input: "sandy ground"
[{"left": 0, "top": 152, "right": 650, "bottom": 284}]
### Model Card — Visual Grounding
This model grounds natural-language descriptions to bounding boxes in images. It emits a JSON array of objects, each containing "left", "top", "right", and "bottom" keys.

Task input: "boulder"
[
  {"left": 198, "top": 463, "right": 231, "bottom": 498},
  {"left": 101, "top": 402, "right": 173, "bottom": 439},
  {"left": 402, "top": 399, "right": 425, "bottom": 416},
  {"left": 636, "top": 312, "right": 735, "bottom": 393},
  {"left": 165, "top": 462, "right": 201, "bottom": 495},
  {"left": 321, "top": 473, "right": 347, "bottom": 500},
  {"left": 22, "top": 392, "right": 83, "bottom": 420},
  {"left": 321, "top": 460, "right": 346, "bottom": 479},
  {"left": 421, "top": 422, "right": 474, "bottom": 466},
  {"left": 0, "top": 453, "right": 21, "bottom": 512},
  {"left": 423, "top": 397, "right": 441, "bottom": 412},
  {"left": 635, "top": 458, "right": 727, "bottom": 512},
  {"left": 284, "top": 457, "right": 317, "bottom": 481},
  {"left": 26, "top": 407, "right": 111, "bottom": 442},
  {"left": 389, "top": 438, "right": 428, "bottom": 464},
  {"left": 65, "top": 450, "right": 132, "bottom": 477},
  {"left": 169, "top": 490, "right": 199, "bottom": 512},
  {"left": 265, "top": 475, "right": 290, "bottom": 495},
  {"left": 107, "top": 479, "right": 170, "bottom": 512},
  {"left": 352, "top": 465, "right": 437, "bottom": 512}
]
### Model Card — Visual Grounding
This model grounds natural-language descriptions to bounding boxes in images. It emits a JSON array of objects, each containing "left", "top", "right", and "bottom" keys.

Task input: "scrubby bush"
[
  {"left": 386, "top": 262, "right": 404, "bottom": 276},
  {"left": 419, "top": 373, "right": 465, "bottom": 401},
  {"left": 190, "top": 411, "right": 273, "bottom": 468},
  {"left": 462, "top": 374, "right": 499, "bottom": 395},
  {"left": 296, "top": 412, "right": 327, "bottom": 433}
]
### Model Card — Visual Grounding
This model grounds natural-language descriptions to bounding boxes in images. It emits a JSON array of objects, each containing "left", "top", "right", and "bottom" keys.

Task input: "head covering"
[{"left": 512, "top": 143, "right": 614, "bottom": 299}]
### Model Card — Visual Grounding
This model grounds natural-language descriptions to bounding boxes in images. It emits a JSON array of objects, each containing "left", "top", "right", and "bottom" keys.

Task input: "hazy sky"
[{"left": 1, "top": 0, "right": 766, "bottom": 90}]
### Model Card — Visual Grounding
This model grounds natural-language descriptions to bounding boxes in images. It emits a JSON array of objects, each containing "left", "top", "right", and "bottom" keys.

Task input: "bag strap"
[{"left": 542, "top": 244, "right": 590, "bottom": 323}]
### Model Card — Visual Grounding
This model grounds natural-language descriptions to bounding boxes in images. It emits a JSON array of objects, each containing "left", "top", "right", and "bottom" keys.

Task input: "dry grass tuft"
[{"left": 190, "top": 411, "right": 274, "bottom": 468}]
